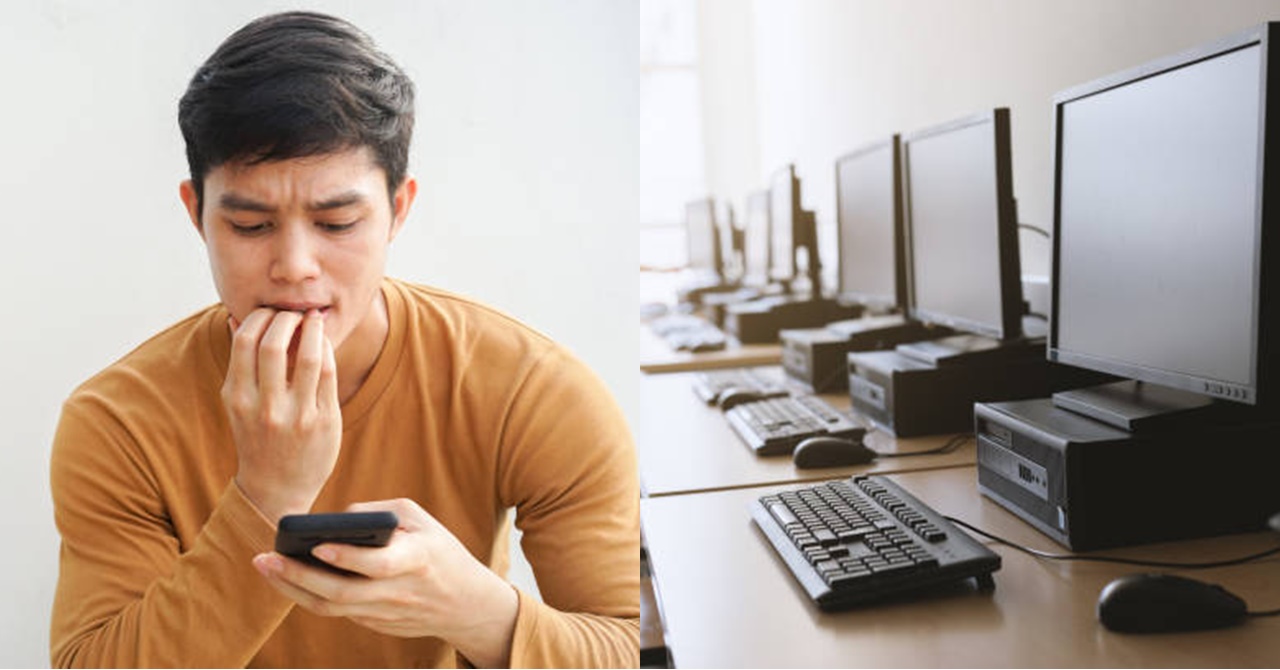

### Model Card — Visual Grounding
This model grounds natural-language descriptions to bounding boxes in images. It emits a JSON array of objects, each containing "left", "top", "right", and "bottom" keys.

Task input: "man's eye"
[
  {"left": 319, "top": 221, "right": 358, "bottom": 233},
  {"left": 231, "top": 221, "right": 271, "bottom": 235}
]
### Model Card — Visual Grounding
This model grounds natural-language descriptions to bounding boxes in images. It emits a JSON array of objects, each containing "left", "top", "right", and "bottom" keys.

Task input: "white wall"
[
  {"left": 0, "top": 1, "right": 636, "bottom": 666},
  {"left": 700, "top": 0, "right": 1280, "bottom": 280}
]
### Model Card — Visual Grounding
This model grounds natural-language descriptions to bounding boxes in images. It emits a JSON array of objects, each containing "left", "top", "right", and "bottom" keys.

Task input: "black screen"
[
  {"left": 904, "top": 112, "right": 1018, "bottom": 338},
  {"left": 836, "top": 138, "right": 899, "bottom": 310},
  {"left": 769, "top": 166, "right": 795, "bottom": 280},
  {"left": 1053, "top": 43, "right": 1262, "bottom": 399},
  {"left": 685, "top": 198, "right": 719, "bottom": 273}
]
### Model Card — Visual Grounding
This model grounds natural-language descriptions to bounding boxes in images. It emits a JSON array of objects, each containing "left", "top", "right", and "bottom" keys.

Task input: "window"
[{"left": 640, "top": 0, "right": 704, "bottom": 271}]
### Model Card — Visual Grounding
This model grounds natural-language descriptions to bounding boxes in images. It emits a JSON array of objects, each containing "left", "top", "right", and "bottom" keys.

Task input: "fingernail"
[
  {"left": 314, "top": 547, "right": 336, "bottom": 562},
  {"left": 252, "top": 554, "right": 275, "bottom": 576}
]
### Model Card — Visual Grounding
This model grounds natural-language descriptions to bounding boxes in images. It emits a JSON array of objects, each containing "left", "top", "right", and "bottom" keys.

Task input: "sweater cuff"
[
  {"left": 219, "top": 480, "right": 279, "bottom": 555},
  {"left": 506, "top": 586, "right": 543, "bottom": 668}
]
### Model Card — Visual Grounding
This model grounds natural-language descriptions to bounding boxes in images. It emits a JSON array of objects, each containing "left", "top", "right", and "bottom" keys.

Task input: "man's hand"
[
  {"left": 252, "top": 498, "right": 520, "bottom": 668},
  {"left": 224, "top": 308, "right": 342, "bottom": 522}
]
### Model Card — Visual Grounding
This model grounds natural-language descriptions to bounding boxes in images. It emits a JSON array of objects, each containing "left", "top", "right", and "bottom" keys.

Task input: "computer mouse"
[
  {"left": 1097, "top": 573, "right": 1247, "bottom": 633},
  {"left": 717, "top": 388, "right": 765, "bottom": 411},
  {"left": 792, "top": 436, "right": 878, "bottom": 469}
]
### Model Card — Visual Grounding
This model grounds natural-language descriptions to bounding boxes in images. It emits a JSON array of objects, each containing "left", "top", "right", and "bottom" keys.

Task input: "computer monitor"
[
  {"left": 743, "top": 189, "right": 771, "bottom": 284},
  {"left": 902, "top": 109, "right": 1022, "bottom": 340},
  {"left": 684, "top": 197, "right": 721, "bottom": 276},
  {"left": 835, "top": 135, "right": 904, "bottom": 312},
  {"left": 1049, "top": 23, "right": 1280, "bottom": 407},
  {"left": 769, "top": 165, "right": 798, "bottom": 281}
]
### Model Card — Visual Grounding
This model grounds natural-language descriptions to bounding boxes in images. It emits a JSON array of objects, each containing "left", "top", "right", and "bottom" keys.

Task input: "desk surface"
[
  {"left": 637, "top": 367, "right": 977, "bottom": 497},
  {"left": 641, "top": 466, "right": 1280, "bottom": 668},
  {"left": 639, "top": 322, "right": 782, "bottom": 374}
]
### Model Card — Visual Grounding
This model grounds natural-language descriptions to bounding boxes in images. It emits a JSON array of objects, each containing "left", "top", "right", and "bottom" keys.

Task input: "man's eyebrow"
[
  {"left": 217, "top": 192, "right": 274, "bottom": 213},
  {"left": 311, "top": 191, "right": 368, "bottom": 210}
]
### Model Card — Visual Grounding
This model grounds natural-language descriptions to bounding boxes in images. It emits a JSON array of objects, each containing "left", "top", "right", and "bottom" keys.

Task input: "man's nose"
[{"left": 269, "top": 222, "right": 321, "bottom": 283}]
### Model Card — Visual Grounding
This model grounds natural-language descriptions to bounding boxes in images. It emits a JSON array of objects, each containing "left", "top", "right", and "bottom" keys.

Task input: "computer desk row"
[
  {"left": 633, "top": 362, "right": 1280, "bottom": 667},
  {"left": 641, "top": 465, "right": 1280, "bottom": 667}
]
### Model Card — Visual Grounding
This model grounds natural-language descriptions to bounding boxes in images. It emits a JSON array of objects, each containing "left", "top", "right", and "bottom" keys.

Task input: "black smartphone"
[{"left": 275, "top": 511, "right": 399, "bottom": 574}]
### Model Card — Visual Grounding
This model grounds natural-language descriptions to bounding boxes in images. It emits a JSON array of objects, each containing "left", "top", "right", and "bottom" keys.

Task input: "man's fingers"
[
  {"left": 258, "top": 311, "right": 304, "bottom": 395},
  {"left": 313, "top": 537, "right": 411, "bottom": 580},
  {"left": 291, "top": 310, "right": 326, "bottom": 400},
  {"left": 225, "top": 308, "right": 275, "bottom": 399},
  {"left": 318, "top": 335, "right": 340, "bottom": 412},
  {"left": 254, "top": 553, "right": 389, "bottom": 617}
]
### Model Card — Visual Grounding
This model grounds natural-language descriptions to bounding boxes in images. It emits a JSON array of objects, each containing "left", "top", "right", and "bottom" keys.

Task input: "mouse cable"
[
  {"left": 871, "top": 433, "right": 972, "bottom": 459},
  {"left": 942, "top": 515, "right": 1280, "bottom": 569}
]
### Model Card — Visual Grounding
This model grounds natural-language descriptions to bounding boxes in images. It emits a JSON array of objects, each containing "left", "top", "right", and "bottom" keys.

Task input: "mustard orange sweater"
[{"left": 50, "top": 278, "right": 640, "bottom": 667}]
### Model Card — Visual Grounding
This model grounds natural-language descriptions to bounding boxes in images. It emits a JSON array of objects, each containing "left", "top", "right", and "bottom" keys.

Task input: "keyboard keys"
[
  {"left": 726, "top": 395, "right": 865, "bottom": 455},
  {"left": 749, "top": 475, "right": 1001, "bottom": 610}
]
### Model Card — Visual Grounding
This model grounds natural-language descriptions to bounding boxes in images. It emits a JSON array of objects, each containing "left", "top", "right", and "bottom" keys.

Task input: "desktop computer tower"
[
  {"left": 974, "top": 398, "right": 1280, "bottom": 551},
  {"left": 725, "top": 298, "right": 861, "bottom": 344},
  {"left": 846, "top": 347, "right": 1108, "bottom": 438},
  {"left": 780, "top": 318, "right": 940, "bottom": 392}
]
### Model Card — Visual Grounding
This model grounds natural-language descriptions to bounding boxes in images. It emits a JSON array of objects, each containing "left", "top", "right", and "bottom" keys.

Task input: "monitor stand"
[{"left": 1050, "top": 379, "right": 1252, "bottom": 433}]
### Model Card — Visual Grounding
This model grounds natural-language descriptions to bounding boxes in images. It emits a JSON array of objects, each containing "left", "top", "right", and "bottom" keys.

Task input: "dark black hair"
[{"left": 178, "top": 11, "right": 415, "bottom": 211}]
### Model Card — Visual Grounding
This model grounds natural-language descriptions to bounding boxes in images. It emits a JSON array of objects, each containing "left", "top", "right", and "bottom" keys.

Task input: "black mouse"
[
  {"left": 1097, "top": 573, "right": 1247, "bottom": 633},
  {"left": 792, "top": 436, "right": 877, "bottom": 468},
  {"left": 717, "top": 388, "right": 765, "bottom": 411}
]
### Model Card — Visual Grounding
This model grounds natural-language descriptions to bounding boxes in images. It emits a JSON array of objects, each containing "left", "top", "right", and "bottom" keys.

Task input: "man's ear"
[
  {"left": 179, "top": 180, "right": 204, "bottom": 239},
  {"left": 389, "top": 175, "right": 418, "bottom": 243}
]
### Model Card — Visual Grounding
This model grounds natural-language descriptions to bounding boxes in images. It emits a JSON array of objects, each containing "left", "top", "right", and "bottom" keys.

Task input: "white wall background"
[
  {"left": 0, "top": 1, "right": 637, "bottom": 666},
  {"left": 698, "top": 0, "right": 1280, "bottom": 284}
]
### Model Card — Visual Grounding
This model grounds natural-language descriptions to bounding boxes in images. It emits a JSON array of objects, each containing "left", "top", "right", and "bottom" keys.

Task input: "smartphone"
[{"left": 275, "top": 511, "right": 399, "bottom": 574}]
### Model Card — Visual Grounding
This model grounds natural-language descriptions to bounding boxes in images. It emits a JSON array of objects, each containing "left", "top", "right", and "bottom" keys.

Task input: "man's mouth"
[{"left": 265, "top": 303, "right": 332, "bottom": 316}]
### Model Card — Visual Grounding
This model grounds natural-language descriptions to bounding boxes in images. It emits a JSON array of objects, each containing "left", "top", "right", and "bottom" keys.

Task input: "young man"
[{"left": 49, "top": 11, "right": 639, "bottom": 668}]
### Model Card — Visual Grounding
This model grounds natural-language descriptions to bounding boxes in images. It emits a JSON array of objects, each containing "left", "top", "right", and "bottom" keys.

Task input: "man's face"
[{"left": 181, "top": 147, "right": 412, "bottom": 351}]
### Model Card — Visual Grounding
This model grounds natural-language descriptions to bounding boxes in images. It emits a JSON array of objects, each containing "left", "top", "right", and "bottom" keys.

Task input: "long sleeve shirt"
[{"left": 50, "top": 277, "right": 640, "bottom": 667}]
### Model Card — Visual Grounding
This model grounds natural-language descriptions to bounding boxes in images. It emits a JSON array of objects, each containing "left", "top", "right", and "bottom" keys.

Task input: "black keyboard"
[
  {"left": 750, "top": 475, "right": 1000, "bottom": 610},
  {"left": 691, "top": 368, "right": 789, "bottom": 405},
  {"left": 725, "top": 395, "right": 863, "bottom": 455}
]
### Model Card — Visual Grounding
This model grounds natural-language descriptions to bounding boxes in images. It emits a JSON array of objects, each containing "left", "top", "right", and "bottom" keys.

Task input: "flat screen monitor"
[
  {"left": 743, "top": 189, "right": 771, "bottom": 284},
  {"left": 902, "top": 109, "right": 1022, "bottom": 339},
  {"left": 769, "top": 165, "right": 798, "bottom": 281},
  {"left": 835, "top": 135, "right": 903, "bottom": 311},
  {"left": 1049, "top": 23, "right": 1280, "bottom": 405},
  {"left": 684, "top": 197, "right": 721, "bottom": 275}
]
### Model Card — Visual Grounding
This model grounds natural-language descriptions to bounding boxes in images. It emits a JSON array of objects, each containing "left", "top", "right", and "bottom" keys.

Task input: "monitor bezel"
[
  {"left": 743, "top": 189, "right": 772, "bottom": 283},
  {"left": 768, "top": 164, "right": 798, "bottom": 281},
  {"left": 1047, "top": 22, "right": 1280, "bottom": 405},
  {"left": 683, "top": 196, "right": 722, "bottom": 275},
  {"left": 901, "top": 108, "right": 1022, "bottom": 340},
  {"left": 834, "top": 134, "right": 905, "bottom": 312}
]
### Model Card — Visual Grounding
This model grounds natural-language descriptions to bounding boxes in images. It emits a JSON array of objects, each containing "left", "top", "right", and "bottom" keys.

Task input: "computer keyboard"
[
  {"left": 750, "top": 475, "right": 1001, "bottom": 610},
  {"left": 725, "top": 395, "right": 863, "bottom": 455},
  {"left": 691, "top": 368, "right": 790, "bottom": 405},
  {"left": 649, "top": 313, "right": 729, "bottom": 353}
]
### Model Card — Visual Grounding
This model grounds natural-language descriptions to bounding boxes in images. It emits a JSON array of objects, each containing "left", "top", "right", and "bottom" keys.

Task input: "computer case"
[
  {"left": 780, "top": 316, "right": 942, "bottom": 392},
  {"left": 847, "top": 343, "right": 1109, "bottom": 437},
  {"left": 974, "top": 398, "right": 1280, "bottom": 551},
  {"left": 725, "top": 297, "right": 861, "bottom": 344}
]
